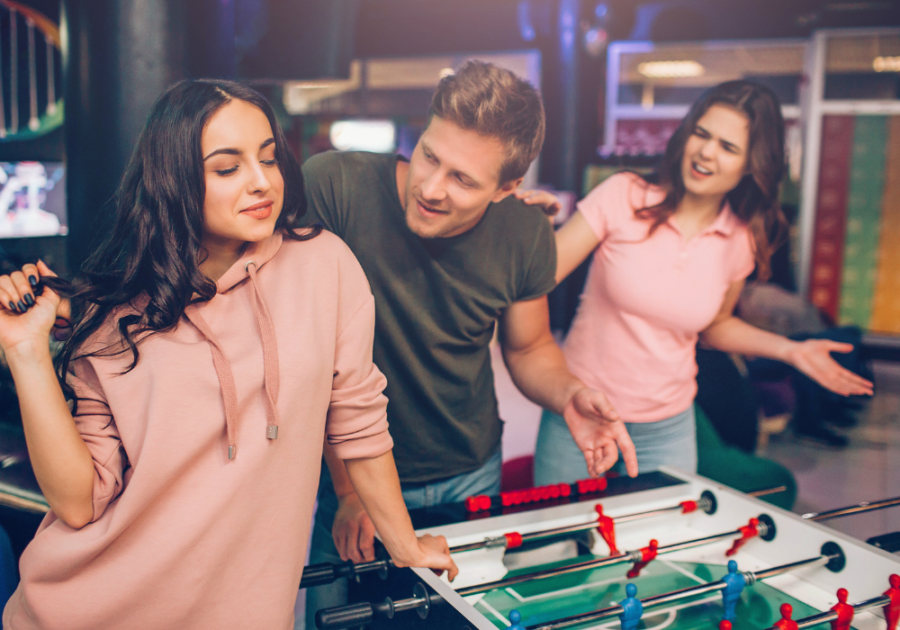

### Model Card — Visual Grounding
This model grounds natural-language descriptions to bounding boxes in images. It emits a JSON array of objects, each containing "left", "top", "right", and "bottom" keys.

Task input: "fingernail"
[
  {"left": 28, "top": 275, "right": 38, "bottom": 287},
  {"left": 16, "top": 301, "right": 26, "bottom": 312},
  {"left": 8, "top": 301, "right": 15, "bottom": 312},
  {"left": 23, "top": 294, "right": 35, "bottom": 307}
]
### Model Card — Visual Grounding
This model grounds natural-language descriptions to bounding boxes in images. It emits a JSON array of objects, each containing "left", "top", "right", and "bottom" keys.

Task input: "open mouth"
[
  {"left": 416, "top": 199, "right": 449, "bottom": 217},
  {"left": 691, "top": 162, "right": 713, "bottom": 176}
]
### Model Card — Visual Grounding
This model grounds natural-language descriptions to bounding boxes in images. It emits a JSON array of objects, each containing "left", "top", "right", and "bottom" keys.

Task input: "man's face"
[{"left": 403, "top": 116, "right": 521, "bottom": 239}]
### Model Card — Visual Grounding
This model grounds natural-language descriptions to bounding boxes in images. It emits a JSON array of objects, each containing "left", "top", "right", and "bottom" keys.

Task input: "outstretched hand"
[
  {"left": 563, "top": 387, "right": 638, "bottom": 478},
  {"left": 0, "top": 261, "right": 67, "bottom": 355},
  {"left": 514, "top": 189, "right": 562, "bottom": 217},
  {"left": 786, "top": 339, "right": 873, "bottom": 397}
]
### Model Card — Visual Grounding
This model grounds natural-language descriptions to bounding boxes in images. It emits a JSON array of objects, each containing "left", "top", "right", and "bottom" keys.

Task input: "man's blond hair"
[{"left": 428, "top": 61, "right": 545, "bottom": 184}]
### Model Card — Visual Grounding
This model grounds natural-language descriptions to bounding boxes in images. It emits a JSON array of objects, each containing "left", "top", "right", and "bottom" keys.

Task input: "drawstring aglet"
[
  {"left": 228, "top": 445, "right": 236, "bottom": 460},
  {"left": 266, "top": 425, "right": 279, "bottom": 440}
]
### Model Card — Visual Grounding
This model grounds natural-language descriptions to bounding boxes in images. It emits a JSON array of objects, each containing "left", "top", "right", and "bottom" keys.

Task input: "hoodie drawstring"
[
  {"left": 245, "top": 261, "right": 281, "bottom": 442},
  {"left": 184, "top": 259, "right": 281, "bottom": 460}
]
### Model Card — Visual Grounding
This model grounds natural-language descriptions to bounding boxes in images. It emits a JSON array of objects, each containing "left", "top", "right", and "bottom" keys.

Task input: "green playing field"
[{"left": 469, "top": 554, "right": 832, "bottom": 630}]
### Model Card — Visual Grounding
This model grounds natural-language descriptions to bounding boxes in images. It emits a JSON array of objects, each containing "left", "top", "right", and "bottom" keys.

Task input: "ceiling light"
[
  {"left": 637, "top": 60, "right": 705, "bottom": 79},
  {"left": 873, "top": 56, "right": 900, "bottom": 72},
  {"left": 330, "top": 121, "right": 396, "bottom": 154}
]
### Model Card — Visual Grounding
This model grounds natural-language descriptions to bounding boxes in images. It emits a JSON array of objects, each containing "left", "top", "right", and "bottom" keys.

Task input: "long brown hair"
[{"left": 636, "top": 80, "right": 788, "bottom": 280}]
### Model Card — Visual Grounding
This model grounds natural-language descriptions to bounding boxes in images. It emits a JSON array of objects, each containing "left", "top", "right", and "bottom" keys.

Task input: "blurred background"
[{"left": 0, "top": 0, "right": 899, "bottom": 598}]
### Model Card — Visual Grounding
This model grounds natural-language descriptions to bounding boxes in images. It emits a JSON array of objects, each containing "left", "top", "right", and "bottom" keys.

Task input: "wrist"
[
  {"left": 781, "top": 339, "right": 802, "bottom": 365},
  {"left": 5, "top": 338, "right": 53, "bottom": 367}
]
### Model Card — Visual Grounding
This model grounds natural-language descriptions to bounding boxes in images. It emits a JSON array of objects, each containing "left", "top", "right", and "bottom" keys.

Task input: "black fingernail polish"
[
  {"left": 16, "top": 301, "right": 26, "bottom": 312},
  {"left": 24, "top": 294, "right": 35, "bottom": 307},
  {"left": 8, "top": 302, "right": 15, "bottom": 312},
  {"left": 28, "top": 275, "right": 38, "bottom": 287}
]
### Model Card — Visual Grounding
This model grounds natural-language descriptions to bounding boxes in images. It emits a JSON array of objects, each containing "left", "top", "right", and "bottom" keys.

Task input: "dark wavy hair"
[
  {"left": 48, "top": 79, "right": 319, "bottom": 403},
  {"left": 636, "top": 80, "right": 788, "bottom": 280}
]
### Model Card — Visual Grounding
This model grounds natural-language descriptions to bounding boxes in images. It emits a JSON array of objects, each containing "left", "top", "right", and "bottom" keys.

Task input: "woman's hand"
[
  {"left": 392, "top": 533, "right": 459, "bottom": 582},
  {"left": 786, "top": 339, "right": 874, "bottom": 397},
  {"left": 0, "top": 261, "right": 64, "bottom": 356},
  {"left": 514, "top": 189, "right": 562, "bottom": 217}
]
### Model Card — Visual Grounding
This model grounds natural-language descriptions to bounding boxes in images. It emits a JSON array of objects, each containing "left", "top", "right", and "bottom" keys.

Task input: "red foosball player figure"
[
  {"left": 830, "top": 588, "right": 854, "bottom": 630},
  {"left": 719, "top": 620, "right": 732, "bottom": 630},
  {"left": 775, "top": 603, "right": 798, "bottom": 630},
  {"left": 595, "top": 504, "right": 618, "bottom": 555},
  {"left": 884, "top": 574, "right": 900, "bottom": 630}
]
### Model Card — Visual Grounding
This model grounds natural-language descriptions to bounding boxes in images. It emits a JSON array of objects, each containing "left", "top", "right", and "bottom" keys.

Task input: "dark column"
[
  {"left": 539, "top": 0, "right": 581, "bottom": 193},
  {"left": 62, "top": 0, "right": 188, "bottom": 271}
]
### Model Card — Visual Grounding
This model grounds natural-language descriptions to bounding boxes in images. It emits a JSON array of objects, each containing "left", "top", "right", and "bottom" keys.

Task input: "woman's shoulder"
[{"left": 580, "top": 171, "right": 660, "bottom": 221}]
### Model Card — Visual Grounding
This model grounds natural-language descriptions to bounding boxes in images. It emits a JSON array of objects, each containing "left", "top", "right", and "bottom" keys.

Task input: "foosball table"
[{"left": 304, "top": 469, "right": 900, "bottom": 630}]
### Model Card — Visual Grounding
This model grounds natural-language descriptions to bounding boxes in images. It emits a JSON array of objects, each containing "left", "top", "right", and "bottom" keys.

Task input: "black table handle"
[{"left": 315, "top": 602, "right": 375, "bottom": 629}]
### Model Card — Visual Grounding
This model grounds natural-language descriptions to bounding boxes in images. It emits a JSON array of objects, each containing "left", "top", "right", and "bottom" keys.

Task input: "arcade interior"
[{"left": 1, "top": 1, "right": 900, "bottom": 629}]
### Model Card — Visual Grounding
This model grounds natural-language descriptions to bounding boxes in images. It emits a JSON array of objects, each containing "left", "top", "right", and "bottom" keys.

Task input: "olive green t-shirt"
[{"left": 302, "top": 151, "right": 556, "bottom": 483}]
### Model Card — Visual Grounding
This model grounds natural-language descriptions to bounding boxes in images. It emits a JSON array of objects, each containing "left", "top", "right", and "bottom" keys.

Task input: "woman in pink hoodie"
[{"left": 0, "top": 79, "right": 456, "bottom": 630}]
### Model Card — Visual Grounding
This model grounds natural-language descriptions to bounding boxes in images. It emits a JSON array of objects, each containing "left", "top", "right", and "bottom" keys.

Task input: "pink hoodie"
[{"left": 4, "top": 230, "right": 392, "bottom": 630}]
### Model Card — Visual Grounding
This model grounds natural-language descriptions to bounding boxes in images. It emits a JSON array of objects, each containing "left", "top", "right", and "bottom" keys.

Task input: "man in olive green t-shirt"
[{"left": 302, "top": 61, "right": 637, "bottom": 628}]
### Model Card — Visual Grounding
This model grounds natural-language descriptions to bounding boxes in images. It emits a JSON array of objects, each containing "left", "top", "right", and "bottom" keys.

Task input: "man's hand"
[
  {"left": 332, "top": 493, "right": 377, "bottom": 563},
  {"left": 562, "top": 387, "right": 638, "bottom": 478}
]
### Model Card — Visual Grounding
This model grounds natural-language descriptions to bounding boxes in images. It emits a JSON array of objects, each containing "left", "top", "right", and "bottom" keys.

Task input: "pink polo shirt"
[{"left": 563, "top": 172, "right": 755, "bottom": 423}]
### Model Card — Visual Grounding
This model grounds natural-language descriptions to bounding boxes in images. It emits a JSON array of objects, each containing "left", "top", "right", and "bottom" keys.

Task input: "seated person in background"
[
  {"left": 738, "top": 202, "right": 870, "bottom": 447},
  {"left": 301, "top": 61, "right": 637, "bottom": 628},
  {"left": 739, "top": 280, "right": 867, "bottom": 447}
]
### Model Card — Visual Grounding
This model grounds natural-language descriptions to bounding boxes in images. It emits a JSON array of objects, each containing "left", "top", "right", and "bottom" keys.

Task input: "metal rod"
[
  {"left": 456, "top": 496, "right": 707, "bottom": 554},
  {"left": 655, "top": 529, "right": 741, "bottom": 554},
  {"left": 773, "top": 596, "right": 890, "bottom": 630},
  {"left": 748, "top": 486, "right": 788, "bottom": 498},
  {"left": 803, "top": 496, "right": 900, "bottom": 522},
  {"left": 456, "top": 551, "right": 635, "bottom": 597},
  {"left": 457, "top": 526, "right": 745, "bottom": 597},
  {"left": 751, "top": 555, "right": 829, "bottom": 581},
  {"left": 526, "top": 554, "right": 831, "bottom": 630}
]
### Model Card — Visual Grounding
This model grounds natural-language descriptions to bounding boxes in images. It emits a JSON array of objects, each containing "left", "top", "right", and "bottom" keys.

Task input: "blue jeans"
[
  {"left": 533, "top": 406, "right": 697, "bottom": 485},
  {"left": 300, "top": 450, "right": 502, "bottom": 629}
]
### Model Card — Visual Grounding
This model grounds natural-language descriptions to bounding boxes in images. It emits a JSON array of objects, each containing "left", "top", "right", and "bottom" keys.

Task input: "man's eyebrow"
[{"left": 203, "top": 138, "right": 275, "bottom": 161}]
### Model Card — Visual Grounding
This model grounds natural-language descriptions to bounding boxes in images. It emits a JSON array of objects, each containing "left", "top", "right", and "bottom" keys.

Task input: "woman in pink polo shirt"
[{"left": 534, "top": 81, "right": 873, "bottom": 482}]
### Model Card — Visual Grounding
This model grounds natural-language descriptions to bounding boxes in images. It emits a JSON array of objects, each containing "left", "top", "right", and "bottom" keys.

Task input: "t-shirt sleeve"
[
  {"left": 301, "top": 151, "right": 346, "bottom": 236},
  {"left": 326, "top": 247, "right": 393, "bottom": 460},
  {"left": 575, "top": 172, "right": 637, "bottom": 241},
  {"left": 68, "top": 358, "right": 128, "bottom": 522},
  {"left": 731, "top": 229, "right": 757, "bottom": 283},
  {"left": 516, "top": 209, "right": 557, "bottom": 301}
]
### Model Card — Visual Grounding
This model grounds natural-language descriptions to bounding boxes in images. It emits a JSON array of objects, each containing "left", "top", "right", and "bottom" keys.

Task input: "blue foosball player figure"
[
  {"left": 509, "top": 609, "right": 524, "bottom": 630},
  {"left": 722, "top": 560, "right": 747, "bottom": 621},
  {"left": 619, "top": 583, "right": 644, "bottom": 630}
]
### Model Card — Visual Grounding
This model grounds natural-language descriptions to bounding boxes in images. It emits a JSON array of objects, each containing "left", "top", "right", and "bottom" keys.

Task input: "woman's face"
[
  {"left": 680, "top": 104, "right": 750, "bottom": 201},
  {"left": 200, "top": 99, "right": 284, "bottom": 253}
]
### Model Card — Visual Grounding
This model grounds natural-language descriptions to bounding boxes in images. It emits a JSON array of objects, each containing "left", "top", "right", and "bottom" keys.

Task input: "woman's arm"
[
  {"left": 554, "top": 212, "right": 602, "bottom": 284},
  {"left": 700, "top": 280, "right": 874, "bottom": 397},
  {"left": 0, "top": 262, "right": 95, "bottom": 528},
  {"left": 343, "top": 452, "right": 459, "bottom": 580}
]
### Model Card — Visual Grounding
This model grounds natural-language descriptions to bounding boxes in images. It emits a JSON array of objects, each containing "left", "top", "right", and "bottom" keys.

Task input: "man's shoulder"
[
  {"left": 487, "top": 194, "right": 553, "bottom": 240},
  {"left": 303, "top": 150, "right": 392, "bottom": 178}
]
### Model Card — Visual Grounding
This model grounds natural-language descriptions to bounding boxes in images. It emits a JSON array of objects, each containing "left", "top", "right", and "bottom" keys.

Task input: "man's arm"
[{"left": 498, "top": 296, "right": 638, "bottom": 477}]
